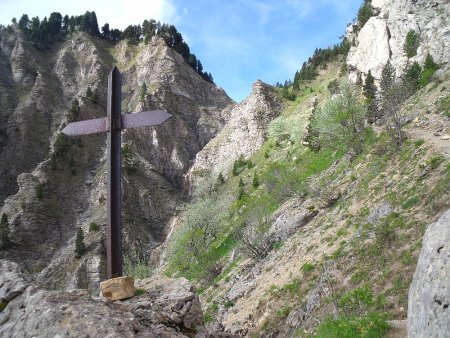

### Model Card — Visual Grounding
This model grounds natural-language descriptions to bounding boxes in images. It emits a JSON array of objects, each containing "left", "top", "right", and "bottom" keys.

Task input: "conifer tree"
[
  {"left": 74, "top": 228, "right": 85, "bottom": 258},
  {"left": 404, "top": 61, "right": 422, "bottom": 92},
  {"left": 304, "top": 101, "right": 321, "bottom": 152},
  {"left": 380, "top": 61, "right": 396, "bottom": 113},
  {"left": 252, "top": 172, "right": 260, "bottom": 188},
  {"left": 238, "top": 177, "right": 245, "bottom": 188},
  {"left": 0, "top": 213, "right": 11, "bottom": 249},
  {"left": 423, "top": 53, "right": 439, "bottom": 72},
  {"left": 140, "top": 82, "right": 147, "bottom": 109},
  {"left": 363, "top": 70, "right": 378, "bottom": 123}
]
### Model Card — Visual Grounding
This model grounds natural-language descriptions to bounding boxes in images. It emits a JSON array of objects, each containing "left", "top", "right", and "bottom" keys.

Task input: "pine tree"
[
  {"left": 252, "top": 172, "right": 260, "bottom": 188},
  {"left": 303, "top": 101, "right": 321, "bottom": 152},
  {"left": 423, "top": 53, "right": 439, "bottom": 72},
  {"left": 69, "top": 98, "right": 80, "bottom": 122},
  {"left": 0, "top": 213, "right": 11, "bottom": 249},
  {"left": 237, "top": 187, "right": 245, "bottom": 200},
  {"left": 363, "top": 70, "right": 378, "bottom": 123},
  {"left": 74, "top": 228, "right": 85, "bottom": 258},
  {"left": 140, "top": 82, "right": 147, "bottom": 109},
  {"left": 238, "top": 177, "right": 245, "bottom": 187},
  {"left": 404, "top": 30, "right": 420, "bottom": 58},
  {"left": 404, "top": 61, "right": 422, "bottom": 92},
  {"left": 86, "top": 86, "right": 93, "bottom": 100},
  {"left": 380, "top": 61, "right": 395, "bottom": 98}
]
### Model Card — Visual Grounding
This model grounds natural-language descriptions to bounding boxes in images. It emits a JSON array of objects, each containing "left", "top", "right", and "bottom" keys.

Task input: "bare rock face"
[
  {"left": 0, "top": 260, "right": 30, "bottom": 302},
  {"left": 408, "top": 209, "right": 450, "bottom": 337},
  {"left": 347, "top": 0, "right": 450, "bottom": 82},
  {"left": 191, "top": 80, "right": 282, "bottom": 187},
  {"left": 0, "top": 260, "right": 206, "bottom": 338}
]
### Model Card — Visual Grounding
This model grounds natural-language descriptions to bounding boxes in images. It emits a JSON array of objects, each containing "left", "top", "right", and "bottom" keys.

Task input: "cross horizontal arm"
[
  {"left": 121, "top": 110, "right": 172, "bottom": 129},
  {"left": 62, "top": 117, "right": 109, "bottom": 136},
  {"left": 61, "top": 110, "right": 171, "bottom": 137}
]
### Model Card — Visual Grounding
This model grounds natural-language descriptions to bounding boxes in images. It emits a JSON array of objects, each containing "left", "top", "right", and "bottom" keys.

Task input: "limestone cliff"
[
  {"left": 191, "top": 80, "right": 282, "bottom": 188},
  {"left": 347, "top": 0, "right": 450, "bottom": 82}
]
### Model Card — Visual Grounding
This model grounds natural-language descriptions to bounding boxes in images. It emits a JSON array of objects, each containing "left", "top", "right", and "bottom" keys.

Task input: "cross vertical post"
[
  {"left": 61, "top": 66, "right": 171, "bottom": 281},
  {"left": 107, "top": 66, "right": 122, "bottom": 279}
]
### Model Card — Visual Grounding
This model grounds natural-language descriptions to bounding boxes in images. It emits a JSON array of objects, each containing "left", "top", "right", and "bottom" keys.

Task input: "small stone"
[
  {"left": 100, "top": 276, "right": 135, "bottom": 301},
  {"left": 441, "top": 135, "right": 450, "bottom": 140}
]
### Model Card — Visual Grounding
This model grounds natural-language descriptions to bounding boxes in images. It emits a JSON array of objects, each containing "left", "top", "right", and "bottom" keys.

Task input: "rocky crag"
[{"left": 347, "top": 0, "right": 449, "bottom": 82}]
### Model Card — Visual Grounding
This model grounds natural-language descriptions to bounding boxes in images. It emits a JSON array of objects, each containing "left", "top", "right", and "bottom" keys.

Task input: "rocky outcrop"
[
  {"left": 191, "top": 80, "right": 282, "bottom": 188},
  {"left": 347, "top": 0, "right": 450, "bottom": 82},
  {"left": 408, "top": 209, "right": 450, "bottom": 337},
  {"left": 0, "top": 260, "right": 208, "bottom": 337},
  {"left": 269, "top": 198, "right": 318, "bottom": 242}
]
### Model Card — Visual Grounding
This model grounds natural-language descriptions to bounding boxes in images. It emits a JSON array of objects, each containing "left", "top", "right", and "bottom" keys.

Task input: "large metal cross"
[{"left": 62, "top": 66, "right": 171, "bottom": 279}]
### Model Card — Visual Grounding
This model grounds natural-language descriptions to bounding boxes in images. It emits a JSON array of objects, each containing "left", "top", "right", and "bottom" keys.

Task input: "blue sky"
[{"left": 0, "top": 0, "right": 362, "bottom": 102}]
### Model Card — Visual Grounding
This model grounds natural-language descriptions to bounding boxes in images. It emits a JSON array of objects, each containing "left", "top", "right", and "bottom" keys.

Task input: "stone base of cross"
[{"left": 63, "top": 67, "right": 171, "bottom": 279}]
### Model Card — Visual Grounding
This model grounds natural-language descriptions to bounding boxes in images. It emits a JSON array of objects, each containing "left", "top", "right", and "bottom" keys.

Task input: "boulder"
[
  {"left": 408, "top": 209, "right": 450, "bottom": 337},
  {"left": 100, "top": 276, "right": 135, "bottom": 301}
]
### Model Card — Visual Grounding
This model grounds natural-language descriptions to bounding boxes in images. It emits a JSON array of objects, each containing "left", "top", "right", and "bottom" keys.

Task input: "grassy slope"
[{"left": 165, "top": 61, "right": 450, "bottom": 337}]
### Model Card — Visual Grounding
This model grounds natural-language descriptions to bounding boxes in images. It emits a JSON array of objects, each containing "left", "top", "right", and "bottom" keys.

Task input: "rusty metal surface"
[
  {"left": 61, "top": 117, "right": 109, "bottom": 136},
  {"left": 106, "top": 66, "right": 123, "bottom": 279},
  {"left": 121, "top": 110, "right": 172, "bottom": 129}
]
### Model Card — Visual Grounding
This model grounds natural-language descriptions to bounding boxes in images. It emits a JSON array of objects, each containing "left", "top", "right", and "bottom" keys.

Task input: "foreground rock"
[
  {"left": 408, "top": 209, "right": 450, "bottom": 337},
  {"left": 0, "top": 260, "right": 209, "bottom": 337}
]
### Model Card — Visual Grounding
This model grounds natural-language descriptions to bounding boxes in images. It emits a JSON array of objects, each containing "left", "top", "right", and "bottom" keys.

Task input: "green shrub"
[
  {"left": 309, "top": 313, "right": 390, "bottom": 338},
  {"left": 269, "top": 113, "right": 305, "bottom": 144},
  {"left": 338, "top": 287, "right": 373, "bottom": 315},
  {"left": 414, "top": 139, "right": 425, "bottom": 147},
  {"left": 0, "top": 300, "right": 8, "bottom": 312},
  {"left": 123, "top": 247, "right": 153, "bottom": 279},
  {"left": 420, "top": 68, "right": 436, "bottom": 87},
  {"left": 252, "top": 172, "right": 260, "bottom": 188},
  {"left": 310, "top": 80, "right": 366, "bottom": 154},
  {"left": 401, "top": 196, "right": 418, "bottom": 209},
  {"left": 89, "top": 222, "right": 99, "bottom": 232},
  {"left": 166, "top": 195, "right": 231, "bottom": 280},
  {"left": 134, "top": 288, "right": 146, "bottom": 296},
  {"left": 302, "top": 262, "right": 315, "bottom": 272},
  {"left": 327, "top": 79, "right": 340, "bottom": 94}
]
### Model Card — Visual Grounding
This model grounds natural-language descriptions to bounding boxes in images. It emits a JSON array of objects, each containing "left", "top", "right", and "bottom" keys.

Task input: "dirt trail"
[{"left": 408, "top": 127, "right": 450, "bottom": 158}]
